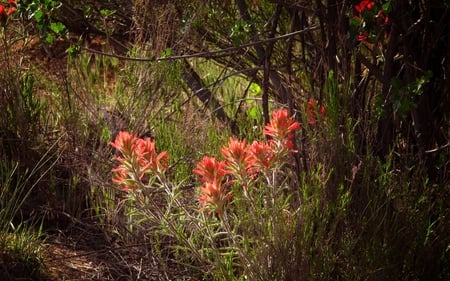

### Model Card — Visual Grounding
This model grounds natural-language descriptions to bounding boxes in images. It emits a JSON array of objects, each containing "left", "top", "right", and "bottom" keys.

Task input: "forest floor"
[{"left": 42, "top": 220, "right": 195, "bottom": 280}]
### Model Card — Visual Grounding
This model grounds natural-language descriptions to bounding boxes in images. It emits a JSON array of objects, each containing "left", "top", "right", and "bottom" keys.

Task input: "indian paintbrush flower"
[
  {"left": 221, "top": 137, "right": 254, "bottom": 180},
  {"left": 111, "top": 109, "right": 302, "bottom": 216},
  {"left": 247, "top": 140, "right": 274, "bottom": 173},
  {"left": 134, "top": 137, "right": 169, "bottom": 175},
  {"left": 263, "top": 109, "right": 300, "bottom": 151},
  {"left": 193, "top": 156, "right": 228, "bottom": 184},
  {"left": 193, "top": 156, "right": 232, "bottom": 215},
  {"left": 111, "top": 131, "right": 169, "bottom": 192},
  {"left": 198, "top": 180, "right": 233, "bottom": 216},
  {"left": 110, "top": 131, "right": 139, "bottom": 158}
]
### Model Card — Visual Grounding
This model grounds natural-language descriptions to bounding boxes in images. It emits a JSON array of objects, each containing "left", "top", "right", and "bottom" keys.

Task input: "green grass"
[
  {"left": 0, "top": 225, "right": 46, "bottom": 279},
  {"left": 0, "top": 154, "right": 56, "bottom": 280}
]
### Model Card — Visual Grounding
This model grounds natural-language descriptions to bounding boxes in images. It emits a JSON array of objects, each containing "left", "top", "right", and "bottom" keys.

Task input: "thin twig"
[{"left": 80, "top": 25, "right": 320, "bottom": 62}]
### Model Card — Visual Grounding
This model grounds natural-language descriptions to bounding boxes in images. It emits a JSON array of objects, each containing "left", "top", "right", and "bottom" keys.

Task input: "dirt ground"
[{"left": 43, "top": 221, "right": 197, "bottom": 281}]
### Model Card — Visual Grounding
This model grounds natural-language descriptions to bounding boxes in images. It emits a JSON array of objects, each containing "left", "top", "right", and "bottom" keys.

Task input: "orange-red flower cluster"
[
  {"left": 221, "top": 137, "right": 251, "bottom": 178},
  {"left": 193, "top": 156, "right": 232, "bottom": 215},
  {"left": 111, "top": 131, "right": 169, "bottom": 191},
  {"left": 194, "top": 109, "right": 301, "bottom": 215},
  {"left": 110, "top": 110, "right": 302, "bottom": 215},
  {"left": 193, "top": 156, "right": 228, "bottom": 184},
  {"left": 135, "top": 137, "right": 169, "bottom": 174},
  {"left": 220, "top": 137, "right": 276, "bottom": 181},
  {"left": 263, "top": 109, "right": 301, "bottom": 152},
  {"left": 111, "top": 131, "right": 139, "bottom": 158},
  {"left": 247, "top": 140, "right": 274, "bottom": 173}
]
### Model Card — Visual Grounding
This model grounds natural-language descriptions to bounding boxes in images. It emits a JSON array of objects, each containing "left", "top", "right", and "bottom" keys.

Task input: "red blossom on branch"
[
  {"left": 355, "top": 0, "right": 375, "bottom": 14},
  {"left": 7, "top": 6, "right": 15, "bottom": 15},
  {"left": 0, "top": 0, "right": 16, "bottom": 23},
  {"left": 357, "top": 31, "right": 369, "bottom": 42}
]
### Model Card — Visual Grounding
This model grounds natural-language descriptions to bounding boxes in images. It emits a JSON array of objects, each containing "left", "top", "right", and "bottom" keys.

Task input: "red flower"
[
  {"left": 263, "top": 109, "right": 300, "bottom": 150},
  {"left": 194, "top": 156, "right": 232, "bottom": 215},
  {"left": 112, "top": 164, "right": 136, "bottom": 191},
  {"left": 221, "top": 137, "right": 253, "bottom": 177},
  {"left": 198, "top": 180, "right": 233, "bottom": 215},
  {"left": 0, "top": 1, "right": 16, "bottom": 19},
  {"left": 193, "top": 156, "right": 228, "bottom": 183},
  {"left": 221, "top": 137, "right": 248, "bottom": 164},
  {"left": 263, "top": 109, "right": 300, "bottom": 140},
  {"left": 110, "top": 131, "right": 139, "bottom": 157},
  {"left": 355, "top": 0, "right": 375, "bottom": 14},
  {"left": 111, "top": 132, "right": 170, "bottom": 191},
  {"left": 247, "top": 140, "right": 274, "bottom": 173},
  {"left": 134, "top": 137, "right": 169, "bottom": 174}
]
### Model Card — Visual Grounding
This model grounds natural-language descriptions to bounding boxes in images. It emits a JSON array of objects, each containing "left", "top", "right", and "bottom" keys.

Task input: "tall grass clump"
[{"left": 0, "top": 146, "right": 59, "bottom": 279}]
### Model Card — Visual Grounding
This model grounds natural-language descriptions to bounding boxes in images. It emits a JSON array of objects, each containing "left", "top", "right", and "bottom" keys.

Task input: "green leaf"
[
  {"left": 382, "top": 0, "right": 392, "bottom": 13},
  {"left": 100, "top": 9, "right": 116, "bottom": 17},
  {"left": 249, "top": 83, "right": 261, "bottom": 96},
  {"left": 50, "top": 22, "right": 66, "bottom": 34},
  {"left": 66, "top": 43, "right": 80, "bottom": 57},
  {"left": 34, "top": 10, "right": 44, "bottom": 22},
  {"left": 161, "top": 48, "right": 172, "bottom": 58},
  {"left": 45, "top": 33, "right": 54, "bottom": 44},
  {"left": 247, "top": 107, "right": 259, "bottom": 119},
  {"left": 350, "top": 16, "right": 362, "bottom": 28}
]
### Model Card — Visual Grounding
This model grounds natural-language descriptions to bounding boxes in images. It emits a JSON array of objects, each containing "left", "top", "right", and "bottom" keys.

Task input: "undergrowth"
[{"left": 0, "top": 1, "right": 448, "bottom": 280}]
